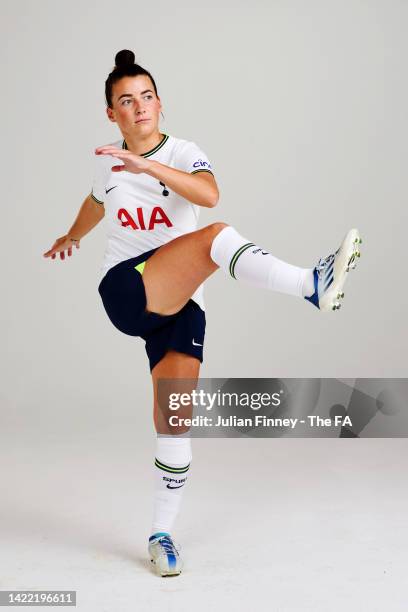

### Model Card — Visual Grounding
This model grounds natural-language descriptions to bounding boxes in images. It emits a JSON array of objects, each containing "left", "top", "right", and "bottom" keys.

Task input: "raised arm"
[
  {"left": 43, "top": 193, "right": 105, "bottom": 260},
  {"left": 95, "top": 145, "right": 219, "bottom": 208},
  {"left": 145, "top": 161, "right": 218, "bottom": 208}
]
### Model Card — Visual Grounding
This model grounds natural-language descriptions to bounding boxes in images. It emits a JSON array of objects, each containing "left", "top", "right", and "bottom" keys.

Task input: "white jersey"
[{"left": 91, "top": 133, "right": 214, "bottom": 311}]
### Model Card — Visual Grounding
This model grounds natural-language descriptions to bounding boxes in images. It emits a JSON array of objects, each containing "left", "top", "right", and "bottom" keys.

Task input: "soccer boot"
[
  {"left": 148, "top": 533, "right": 183, "bottom": 577},
  {"left": 305, "top": 228, "right": 362, "bottom": 312}
]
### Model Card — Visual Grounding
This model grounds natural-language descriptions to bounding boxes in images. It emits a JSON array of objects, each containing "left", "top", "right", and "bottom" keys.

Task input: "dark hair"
[{"left": 105, "top": 49, "right": 159, "bottom": 108}]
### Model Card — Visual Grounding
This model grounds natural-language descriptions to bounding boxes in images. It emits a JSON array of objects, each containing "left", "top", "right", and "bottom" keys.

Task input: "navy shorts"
[{"left": 98, "top": 247, "right": 206, "bottom": 372}]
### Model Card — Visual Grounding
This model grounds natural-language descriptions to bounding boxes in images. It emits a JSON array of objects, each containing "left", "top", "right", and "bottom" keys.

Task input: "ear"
[{"left": 106, "top": 106, "right": 116, "bottom": 123}]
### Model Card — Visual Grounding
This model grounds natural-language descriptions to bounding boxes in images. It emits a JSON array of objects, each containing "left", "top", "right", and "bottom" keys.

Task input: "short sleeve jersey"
[{"left": 91, "top": 133, "right": 214, "bottom": 311}]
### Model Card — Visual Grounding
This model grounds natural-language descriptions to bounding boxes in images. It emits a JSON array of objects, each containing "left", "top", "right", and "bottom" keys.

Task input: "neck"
[{"left": 123, "top": 130, "right": 164, "bottom": 156}]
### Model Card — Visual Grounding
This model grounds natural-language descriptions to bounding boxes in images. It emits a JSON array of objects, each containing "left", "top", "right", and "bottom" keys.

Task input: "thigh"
[
  {"left": 142, "top": 223, "right": 227, "bottom": 316},
  {"left": 152, "top": 350, "right": 201, "bottom": 435}
]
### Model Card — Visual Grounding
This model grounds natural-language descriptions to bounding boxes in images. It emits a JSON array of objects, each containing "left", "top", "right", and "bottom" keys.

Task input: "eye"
[
  {"left": 144, "top": 95, "right": 153, "bottom": 100},
  {"left": 122, "top": 99, "right": 132, "bottom": 105}
]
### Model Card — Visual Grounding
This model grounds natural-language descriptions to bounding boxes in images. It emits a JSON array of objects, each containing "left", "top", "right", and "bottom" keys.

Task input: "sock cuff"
[
  {"left": 156, "top": 435, "right": 192, "bottom": 466},
  {"left": 210, "top": 225, "right": 250, "bottom": 266}
]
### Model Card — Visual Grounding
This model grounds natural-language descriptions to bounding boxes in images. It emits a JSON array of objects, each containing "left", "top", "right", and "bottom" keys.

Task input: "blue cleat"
[
  {"left": 148, "top": 533, "right": 183, "bottom": 577},
  {"left": 305, "top": 228, "right": 362, "bottom": 312}
]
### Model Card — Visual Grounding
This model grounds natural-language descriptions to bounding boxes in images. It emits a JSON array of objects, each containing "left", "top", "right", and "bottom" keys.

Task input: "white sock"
[
  {"left": 210, "top": 226, "right": 315, "bottom": 298},
  {"left": 151, "top": 435, "right": 192, "bottom": 537}
]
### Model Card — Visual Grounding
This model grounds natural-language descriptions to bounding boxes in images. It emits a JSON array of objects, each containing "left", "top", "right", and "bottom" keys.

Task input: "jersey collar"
[{"left": 122, "top": 133, "right": 169, "bottom": 158}]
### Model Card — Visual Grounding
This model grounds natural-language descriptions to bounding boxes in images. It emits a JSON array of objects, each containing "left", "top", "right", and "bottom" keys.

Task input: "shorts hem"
[{"left": 148, "top": 345, "right": 204, "bottom": 373}]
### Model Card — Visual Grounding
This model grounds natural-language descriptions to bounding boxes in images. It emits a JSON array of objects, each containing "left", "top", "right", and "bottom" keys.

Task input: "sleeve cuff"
[
  {"left": 191, "top": 169, "right": 214, "bottom": 176},
  {"left": 91, "top": 192, "right": 104, "bottom": 205}
]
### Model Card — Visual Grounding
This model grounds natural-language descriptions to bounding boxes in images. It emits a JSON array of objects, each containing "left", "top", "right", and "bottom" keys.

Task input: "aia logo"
[{"left": 117, "top": 207, "right": 173, "bottom": 230}]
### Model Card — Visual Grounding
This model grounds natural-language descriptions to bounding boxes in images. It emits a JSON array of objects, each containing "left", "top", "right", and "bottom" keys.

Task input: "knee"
[{"left": 205, "top": 222, "right": 229, "bottom": 240}]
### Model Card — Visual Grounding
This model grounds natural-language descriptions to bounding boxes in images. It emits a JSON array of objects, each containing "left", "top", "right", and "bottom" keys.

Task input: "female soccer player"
[{"left": 43, "top": 49, "right": 361, "bottom": 577}]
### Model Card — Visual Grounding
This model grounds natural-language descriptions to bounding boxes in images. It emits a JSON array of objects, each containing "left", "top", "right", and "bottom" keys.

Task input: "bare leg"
[
  {"left": 152, "top": 350, "right": 200, "bottom": 434},
  {"left": 142, "top": 222, "right": 228, "bottom": 315}
]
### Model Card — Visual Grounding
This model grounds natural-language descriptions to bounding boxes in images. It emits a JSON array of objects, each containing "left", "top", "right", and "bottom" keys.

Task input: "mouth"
[{"left": 135, "top": 118, "right": 150, "bottom": 124}]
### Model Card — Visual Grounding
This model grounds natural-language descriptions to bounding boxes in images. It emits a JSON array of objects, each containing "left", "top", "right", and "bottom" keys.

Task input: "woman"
[{"left": 43, "top": 49, "right": 361, "bottom": 577}]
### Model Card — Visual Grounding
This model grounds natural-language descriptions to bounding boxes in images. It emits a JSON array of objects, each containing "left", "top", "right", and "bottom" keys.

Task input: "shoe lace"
[
  {"left": 157, "top": 536, "right": 181, "bottom": 556},
  {"left": 315, "top": 253, "right": 335, "bottom": 278}
]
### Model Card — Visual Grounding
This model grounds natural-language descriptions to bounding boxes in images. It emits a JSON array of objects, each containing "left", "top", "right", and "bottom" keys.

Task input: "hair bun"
[{"left": 115, "top": 49, "right": 135, "bottom": 68}]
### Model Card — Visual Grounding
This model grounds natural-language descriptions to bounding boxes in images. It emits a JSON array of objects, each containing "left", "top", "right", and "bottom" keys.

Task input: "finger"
[
  {"left": 95, "top": 144, "right": 121, "bottom": 151},
  {"left": 105, "top": 152, "right": 129, "bottom": 162},
  {"left": 95, "top": 147, "right": 123, "bottom": 155},
  {"left": 52, "top": 253, "right": 56, "bottom": 259},
  {"left": 60, "top": 250, "right": 65, "bottom": 260},
  {"left": 98, "top": 150, "right": 131, "bottom": 161},
  {"left": 112, "top": 165, "right": 125, "bottom": 172},
  {"left": 75, "top": 242, "right": 80, "bottom": 249},
  {"left": 68, "top": 246, "right": 73, "bottom": 256}
]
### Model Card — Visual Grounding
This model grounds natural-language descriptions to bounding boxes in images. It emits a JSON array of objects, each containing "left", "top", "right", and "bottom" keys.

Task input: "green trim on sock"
[
  {"left": 229, "top": 243, "right": 255, "bottom": 279},
  {"left": 155, "top": 458, "right": 190, "bottom": 474}
]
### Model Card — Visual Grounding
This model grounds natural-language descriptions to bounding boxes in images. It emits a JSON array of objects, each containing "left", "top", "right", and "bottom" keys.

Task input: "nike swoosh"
[
  {"left": 105, "top": 186, "right": 117, "bottom": 194},
  {"left": 167, "top": 484, "right": 185, "bottom": 489},
  {"left": 192, "top": 339, "right": 203, "bottom": 346},
  {"left": 261, "top": 251, "right": 269, "bottom": 255}
]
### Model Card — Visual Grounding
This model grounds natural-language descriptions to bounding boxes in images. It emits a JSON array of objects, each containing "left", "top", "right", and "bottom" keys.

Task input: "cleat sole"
[
  {"left": 150, "top": 557, "right": 182, "bottom": 577},
  {"left": 318, "top": 228, "right": 362, "bottom": 312}
]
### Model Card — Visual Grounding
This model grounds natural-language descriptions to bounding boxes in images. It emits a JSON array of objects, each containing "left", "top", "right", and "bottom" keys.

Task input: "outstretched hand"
[
  {"left": 95, "top": 145, "right": 151, "bottom": 174},
  {"left": 43, "top": 235, "right": 80, "bottom": 260}
]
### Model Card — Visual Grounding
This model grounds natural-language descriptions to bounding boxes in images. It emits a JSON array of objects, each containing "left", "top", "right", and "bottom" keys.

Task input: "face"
[{"left": 107, "top": 75, "right": 162, "bottom": 136}]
